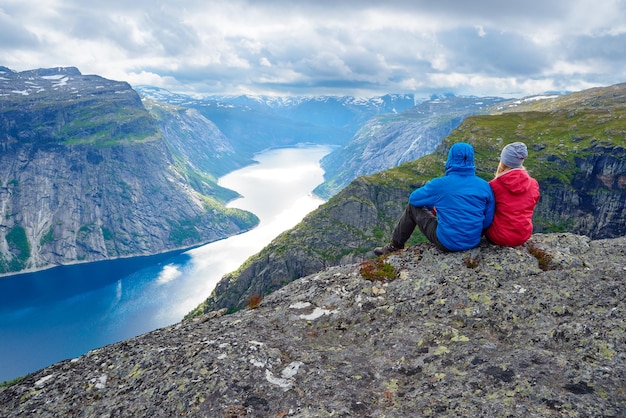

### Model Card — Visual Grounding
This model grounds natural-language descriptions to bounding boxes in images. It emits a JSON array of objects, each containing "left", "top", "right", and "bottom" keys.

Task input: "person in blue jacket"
[{"left": 375, "top": 142, "right": 495, "bottom": 255}]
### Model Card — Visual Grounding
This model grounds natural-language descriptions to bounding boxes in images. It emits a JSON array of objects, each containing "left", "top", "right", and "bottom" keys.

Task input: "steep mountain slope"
[
  {"left": 190, "top": 83, "right": 626, "bottom": 315},
  {"left": 0, "top": 67, "right": 257, "bottom": 275},
  {"left": 314, "top": 95, "right": 507, "bottom": 198},
  {"left": 2, "top": 233, "right": 625, "bottom": 416},
  {"left": 143, "top": 99, "right": 248, "bottom": 188}
]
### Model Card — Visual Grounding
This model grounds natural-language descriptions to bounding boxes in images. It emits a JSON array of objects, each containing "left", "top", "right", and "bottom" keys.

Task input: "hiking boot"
[{"left": 374, "top": 243, "right": 402, "bottom": 256}]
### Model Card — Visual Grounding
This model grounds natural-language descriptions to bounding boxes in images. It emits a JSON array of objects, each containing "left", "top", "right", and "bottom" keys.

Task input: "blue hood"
[{"left": 445, "top": 142, "right": 476, "bottom": 175}]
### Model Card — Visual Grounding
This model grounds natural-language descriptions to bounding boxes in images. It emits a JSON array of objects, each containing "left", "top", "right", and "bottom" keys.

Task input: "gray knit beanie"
[{"left": 500, "top": 142, "right": 528, "bottom": 168}]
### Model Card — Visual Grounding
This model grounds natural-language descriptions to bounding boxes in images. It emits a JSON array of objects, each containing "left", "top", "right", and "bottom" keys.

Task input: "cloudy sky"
[{"left": 2, "top": 0, "right": 626, "bottom": 98}]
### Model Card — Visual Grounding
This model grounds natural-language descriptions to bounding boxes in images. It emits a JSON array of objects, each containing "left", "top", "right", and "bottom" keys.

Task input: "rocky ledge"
[{"left": 1, "top": 233, "right": 624, "bottom": 417}]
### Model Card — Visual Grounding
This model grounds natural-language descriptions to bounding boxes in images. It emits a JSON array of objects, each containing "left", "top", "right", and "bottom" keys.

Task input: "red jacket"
[{"left": 485, "top": 168, "right": 540, "bottom": 246}]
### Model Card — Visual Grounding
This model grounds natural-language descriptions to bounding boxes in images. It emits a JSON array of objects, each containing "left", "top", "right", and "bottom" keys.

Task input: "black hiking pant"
[{"left": 391, "top": 204, "right": 448, "bottom": 251}]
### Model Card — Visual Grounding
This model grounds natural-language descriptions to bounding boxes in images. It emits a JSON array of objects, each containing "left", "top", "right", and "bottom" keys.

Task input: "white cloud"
[
  {"left": 1, "top": 0, "right": 625, "bottom": 98},
  {"left": 125, "top": 71, "right": 179, "bottom": 89}
]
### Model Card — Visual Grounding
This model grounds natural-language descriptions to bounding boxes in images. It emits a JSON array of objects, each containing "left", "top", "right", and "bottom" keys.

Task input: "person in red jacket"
[{"left": 485, "top": 142, "right": 540, "bottom": 246}]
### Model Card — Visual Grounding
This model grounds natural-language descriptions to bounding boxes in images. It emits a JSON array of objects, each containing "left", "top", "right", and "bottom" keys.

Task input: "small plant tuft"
[
  {"left": 222, "top": 404, "right": 246, "bottom": 418},
  {"left": 526, "top": 243, "right": 554, "bottom": 271},
  {"left": 464, "top": 253, "right": 481, "bottom": 269},
  {"left": 246, "top": 294, "right": 262, "bottom": 309},
  {"left": 360, "top": 259, "right": 397, "bottom": 282}
]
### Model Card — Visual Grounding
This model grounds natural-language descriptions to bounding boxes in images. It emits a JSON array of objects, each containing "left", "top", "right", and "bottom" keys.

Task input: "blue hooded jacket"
[{"left": 409, "top": 142, "right": 495, "bottom": 251}]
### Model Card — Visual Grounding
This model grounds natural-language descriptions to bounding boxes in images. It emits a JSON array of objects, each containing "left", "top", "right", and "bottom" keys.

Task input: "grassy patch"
[
  {"left": 360, "top": 258, "right": 397, "bottom": 282},
  {"left": 101, "top": 227, "right": 114, "bottom": 241},
  {"left": 6, "top": 225, "right": 30, "bottom": 264},
  {"left": 39, "top": 227, "right": 55, "bottom": 247},
  {"left": 1, "top": 375, "right": 26, "bottom": 388},
  {"left": 1, "top": 225, "right": 31, "bottom": 273},
  {"left": 168, "top": 218, "right": 202, "bottom": 246}
]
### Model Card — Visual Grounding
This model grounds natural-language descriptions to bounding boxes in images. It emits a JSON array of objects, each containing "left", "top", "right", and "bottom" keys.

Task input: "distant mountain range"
[
  {"left": 314, "top": 95, "right": 508, "bottom": 198},
  {"left": 136, "top": 86, "right": 419, "bottom": 170}
]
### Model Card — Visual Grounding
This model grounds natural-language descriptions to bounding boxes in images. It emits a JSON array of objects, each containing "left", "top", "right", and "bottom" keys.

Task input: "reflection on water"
[{"left": 0, "top": 144, "right": 331, "bottom": 382}]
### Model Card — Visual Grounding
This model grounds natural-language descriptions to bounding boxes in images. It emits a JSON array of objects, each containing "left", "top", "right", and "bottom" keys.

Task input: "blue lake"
[{"left": 0, "top": 144, "right": 331, "bottom": 382}]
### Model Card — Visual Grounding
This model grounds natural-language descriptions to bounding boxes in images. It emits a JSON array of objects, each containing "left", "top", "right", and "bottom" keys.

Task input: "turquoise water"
[{"left": 0, "top": 145, "right": 331, "bottom": 382}]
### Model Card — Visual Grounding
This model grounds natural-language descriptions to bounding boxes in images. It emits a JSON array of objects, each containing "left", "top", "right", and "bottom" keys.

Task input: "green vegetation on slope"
[
  {"left": 1, "top": 225, "right": 31, "bottom": 272},
  {"left": 60, "top": 105, "right": 160, "bottom": 146},
  {"left": 3, "top": 80, "right": 161, "bottom": 147},
  {"left": 169, "top": 196, "right": 259, "bottom": 247},
  {"left": 449, "top": 110, "right": 625, "bottom": 183}
]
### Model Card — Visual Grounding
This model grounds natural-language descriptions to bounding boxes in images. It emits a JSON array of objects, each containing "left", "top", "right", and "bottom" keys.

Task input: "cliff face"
[
  {"left": 0, "top": 67, "right": 257, "bottom": 274},
  {"left": 536, "top": 145, "right": 626, "bottom": 238},
  {"left": 0, "top": 141, "right": 253, "bottom": 270},
  {"left": 143, "top": 99, "right": 251, "bottom": 179},
  {"left": 2, "top": 233, "right": 624, "bottom": 416},
  {"left": 192, "top": 83, "right": 626, "bottom": 315},
  {"left": 0, "top": 66, "right": 156, "bottom": 148}
]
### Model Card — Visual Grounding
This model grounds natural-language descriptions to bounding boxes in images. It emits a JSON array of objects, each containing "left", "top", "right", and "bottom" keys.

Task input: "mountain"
[
  {"left": 189, "top": 83, "right": 626, "bottom": 315},
  {"left": 0, "top": 67, "right": 257, "bottom": 275},
  {"left": 2, "top": 233, "right": 624, "bottom": 416},
  {"left": 136, "top": 86, "right": 417, "bottom": 160},
  {"left": 314, "top": 95, "right": 508, "bottom": 198}
]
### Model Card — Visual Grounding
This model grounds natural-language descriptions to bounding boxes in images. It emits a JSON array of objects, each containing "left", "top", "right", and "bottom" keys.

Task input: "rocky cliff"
[
  {"left": 0, "top": 67, "right": 257, "bottom": 274},
  {"left": 1, "top": 233, "right": 624, "bottom": 417},
  {"left": 191, "top": 83, "right": 626, "bottom": 315}
]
